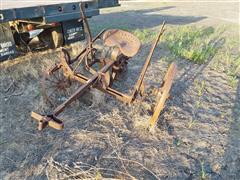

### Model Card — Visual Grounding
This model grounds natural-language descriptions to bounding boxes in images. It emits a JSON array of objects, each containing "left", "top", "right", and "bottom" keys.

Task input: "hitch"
[{"left": 31, "top": 112, "right": 64, "bottom": 130}]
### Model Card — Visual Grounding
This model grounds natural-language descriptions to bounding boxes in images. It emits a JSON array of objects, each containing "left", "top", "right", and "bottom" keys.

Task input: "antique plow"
[{"left": 31, "top": 3, "right": 177, "bottom": 132}]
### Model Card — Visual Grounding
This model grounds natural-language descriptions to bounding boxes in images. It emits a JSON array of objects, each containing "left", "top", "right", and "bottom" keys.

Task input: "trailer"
[{"left": 0, "top": 0, "right": 119, "bottom": 62}]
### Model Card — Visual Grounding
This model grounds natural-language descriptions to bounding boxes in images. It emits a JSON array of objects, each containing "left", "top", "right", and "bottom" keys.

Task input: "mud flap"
[
  {"left": 0, "top": 23, "right": 17, "bottom": 62},
  {"left": 62, "top": 19, "right": 85, "bottom": 45}
]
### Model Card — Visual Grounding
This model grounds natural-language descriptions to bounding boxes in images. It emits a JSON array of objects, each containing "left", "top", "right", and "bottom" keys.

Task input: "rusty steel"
[
  {"left": 103, "top": 29, "right": 141, "bottom": 57},
  {"left": 130, "top": 21, "right": 166, "bottom": 102},
  {"left": 31, "top": 2, "right": 177, "bottom": 132},
  {"left": 148, "top": 63, "right": 177, "bottom": 131}
]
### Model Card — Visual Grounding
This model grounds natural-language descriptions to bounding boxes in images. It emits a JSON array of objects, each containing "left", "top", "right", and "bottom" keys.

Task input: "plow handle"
[{"left": 131, "top": 21, "right": 166, "bottom": 101}]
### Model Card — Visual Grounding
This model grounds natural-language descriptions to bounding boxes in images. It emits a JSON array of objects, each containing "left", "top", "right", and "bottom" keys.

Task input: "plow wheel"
[
  {"left": 148, "top": 63, "right": 177, "bottom": 132},
  {"left": 41, "top": 67, "right": 73, "bottom": 108}
]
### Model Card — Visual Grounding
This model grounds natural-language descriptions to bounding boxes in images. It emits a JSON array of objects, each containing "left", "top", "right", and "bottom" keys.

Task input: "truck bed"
[
  {"left": 1, "top": 0, "right": 91, "bottom": 10},
  {"left": 0, "top": 0, "right": 119, "bottom": 23},
  {"left": 0, "top": 0, "right": 99, "bottom": 23}
]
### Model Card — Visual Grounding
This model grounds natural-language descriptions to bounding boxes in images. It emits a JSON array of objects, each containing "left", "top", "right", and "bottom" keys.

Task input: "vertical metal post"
[{"left": 130, "top": 21, "right": 166, "bottom": 102}]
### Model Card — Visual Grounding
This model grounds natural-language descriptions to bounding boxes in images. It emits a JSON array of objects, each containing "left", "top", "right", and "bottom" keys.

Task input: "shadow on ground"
[
  {"left": 90, "top": 6, "right": 207, "bottom": 34},
  {"left": 220, "top": 81, "right": 240, "bottom": 179}
]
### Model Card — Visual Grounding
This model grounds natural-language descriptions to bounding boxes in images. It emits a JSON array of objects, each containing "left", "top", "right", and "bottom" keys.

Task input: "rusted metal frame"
[
  {"left": 79, "top": 3, "right": 94, "bottom": 62},
  {"left": 80, "top": 3, "right": 93, "bottom": 44},
  {"left": 64, "top": 3, "right": 104, "bottom": 73},
  {"left": 70, "top": 29, "right": 106, "bottom": 64},
  {"left": 31, "top": 112, "right": 64, "bottom": 130},
  {"left": 61, "top": 55, "right": 132, "bottom": 103},
  {"left": 45, "top": 29, "right": 105, "bottom": 75},
  {"left": 72, "top": 73, "right": 132, "bottom": 103},
  {"left": 84, "top": 54, "right": 98, "bottom": 74},
  {"left": 31, "top": 60, "right": 130, "bottom": 131},
  {"left": 53, "top": 60, "right": 116, "bottom": 116},
  {"left": 88, "top": 58, "right": 100, "bottom": 67},
  {"left": 73, "top": 52, "right": 86, "bottom": 73},
  {"left": 73, "top": 46, "right": 94, "bottom": 73},
  {"left": 148, "top": 63, "right": 177, "bottom": 130},
  {"left": 47, "top": 63, "right": 62, "bottom": 74},
  {"left": 130, "top": 22, "right": 166, "bottom": 102},
  {"left": 60, "top": 20, "right": 167, "bottom": 106}
]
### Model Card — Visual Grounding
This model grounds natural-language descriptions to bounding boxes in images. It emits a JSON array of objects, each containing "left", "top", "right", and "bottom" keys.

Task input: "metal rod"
[
  {"left": 53, "top": 60, "right": 115, "bottom": 116},
  {"left": 80, "top": 3, "right": 93, "bottom": 43},
  {"left": 130, "top": 21, "right": 166, "bottom": 101},
  {"left": 79, "top": 3, "right": 94, "bottom": 61},
  {"left": 70, "top": 29, "right": 106, "bottom": 64},
  {"left": 73, "top": 73, "right": 132, "bottom": 102}
]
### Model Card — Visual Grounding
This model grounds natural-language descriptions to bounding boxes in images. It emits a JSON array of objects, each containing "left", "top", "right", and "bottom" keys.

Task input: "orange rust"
[{"left": 31, "top": 4, "right": 176, "bottom": 132}]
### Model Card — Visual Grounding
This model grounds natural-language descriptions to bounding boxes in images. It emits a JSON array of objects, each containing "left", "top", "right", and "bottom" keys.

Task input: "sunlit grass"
[
  {"left": 165, "top": 26, "right": 224, "bottom": 64},
  {"left": 133, "top": 28, "right": 158, "bottom": 43}
]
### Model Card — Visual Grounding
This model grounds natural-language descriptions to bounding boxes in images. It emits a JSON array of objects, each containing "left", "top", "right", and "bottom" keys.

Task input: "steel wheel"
[
  {"left": 39, "top": 27, "right": 63, "bottom": 49},
  {"left": 41, "top": 67, "right": 72, "bottom": 107}
]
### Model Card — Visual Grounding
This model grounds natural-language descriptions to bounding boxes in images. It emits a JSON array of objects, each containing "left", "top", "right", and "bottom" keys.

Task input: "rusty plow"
[{"left": 31, "top": 3, "right": 177, "bottom": 132}]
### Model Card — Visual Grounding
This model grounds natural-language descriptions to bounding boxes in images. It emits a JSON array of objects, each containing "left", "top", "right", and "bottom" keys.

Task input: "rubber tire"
[{"left": 39, "top": 27, "right": 63, "bottom": 49}]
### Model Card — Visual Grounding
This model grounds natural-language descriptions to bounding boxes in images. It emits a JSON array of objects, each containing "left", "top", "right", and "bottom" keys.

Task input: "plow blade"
[{"left": 148, "top": 63, "right": 177, "bottom": 131}]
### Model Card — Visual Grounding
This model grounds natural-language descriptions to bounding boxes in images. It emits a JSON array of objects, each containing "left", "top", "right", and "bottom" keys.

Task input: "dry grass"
[{"left": 1, "top": 21, "right": 239, "bottom": 179}]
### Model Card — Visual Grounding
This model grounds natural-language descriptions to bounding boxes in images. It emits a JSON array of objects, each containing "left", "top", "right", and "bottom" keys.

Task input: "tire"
[{"left": 39, "top": 27, "right": 63, "bottom": 49}]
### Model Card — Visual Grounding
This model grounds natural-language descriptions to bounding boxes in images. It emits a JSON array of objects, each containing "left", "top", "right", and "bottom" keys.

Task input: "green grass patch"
[
  {"left": 165, "top": 26, "right": 224, "bottom": 64},
  {"left": 228, "top": 76, "right": 238, "bottom": 88},
  {"left": 227, "top": 55, "right": 240, "bottom": 77},
  {"left": 220, "top": 52, "right": 240, "bottom": 88},
  {"left": 227, "top": 56, "right": 240, "bottom": 88},
  {"left": 194, "top": 80, "right": 206, "bottom": 97},
  {"left": 133, "top": 29, "right": 158, "bottom": 43}
]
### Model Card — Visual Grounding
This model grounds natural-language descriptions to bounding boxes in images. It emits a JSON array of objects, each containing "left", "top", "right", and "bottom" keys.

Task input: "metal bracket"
[{"left": 31, "top": 112, "right": 64, "bottom": 130}]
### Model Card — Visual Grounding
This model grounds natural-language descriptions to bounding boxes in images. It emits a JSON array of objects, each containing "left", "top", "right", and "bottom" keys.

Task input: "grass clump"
[
  {"left": 227, "top": 55, "right": 240, "bottom": 76},
  {"left": 165, "top": 26, "right": 222, "bottom": 64},
  {"left": 228, "top": 57, "right": 240, "bottom": 88},
  {"left": 133, "top": 29, "right": 158, "bottom": 43},
  {"left": 222, "top": 52, "right": 240, "bottom": 88},
  {"left": 194, "top": 80, "right": 206, "bottom": 97},
  {"left": 200, "top": 161, "right": 207, "bottom": 179}
]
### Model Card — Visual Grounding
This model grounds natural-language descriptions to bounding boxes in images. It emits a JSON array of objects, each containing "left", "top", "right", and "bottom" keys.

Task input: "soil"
[{"left": 0, "top": 1, "right": 239, "bottom": 179}]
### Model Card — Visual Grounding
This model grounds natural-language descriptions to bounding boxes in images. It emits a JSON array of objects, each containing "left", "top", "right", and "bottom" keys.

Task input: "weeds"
[
  {"left": 226, "top": 55, "right": 240, "bottom": 77},
  {"left": 165, "top": 26, "right": 223, "bottom": 64},
  {"left": 194, "top": 80, "right": 206, "bottom": 97},
  {"left": 228, "top": 56, "right": 240, "bottom": 89},
  {"left": 228, "top": 75, "right": 238, "bottom": 88},
  {"left": 95, "top": 171, "right": 102, "bottom": 180},
  {"left": 188, "top": 119, "right": 196, "bottom": 129},
  {"left": 133, "top": 28, "right": 158, "bottom": 43},
  {"left": 222, "top": 52, "right": 240, "bottom": 88},
  {"left": 200, "top": 161, "right": 207, "bottom": 179},
  {"left": 195, "top": 100, "right": 202, "bottom": 109}
]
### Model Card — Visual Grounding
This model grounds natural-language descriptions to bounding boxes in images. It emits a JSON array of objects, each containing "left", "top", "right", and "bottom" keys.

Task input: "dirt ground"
[{"left": 0, "top": 1, "right": 240, "bottom": 179}]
